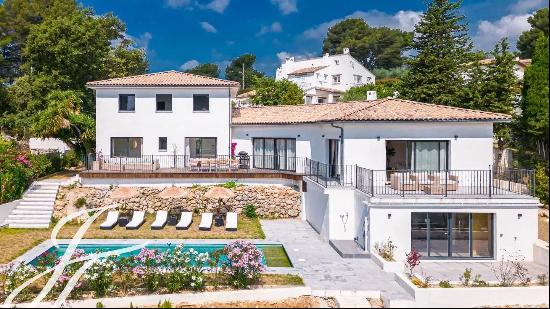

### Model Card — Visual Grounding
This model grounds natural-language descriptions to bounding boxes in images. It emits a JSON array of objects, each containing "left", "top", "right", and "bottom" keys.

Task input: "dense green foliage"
[
  {"left": 184, "top": 63, "right": 220, "bottom": 78},
  {"left": 341, "top": 80, "right": 398, "bottom": 101},
  {"left": 399, "top": 0, "right": 473, "bottom": 106},
  {"left": 517, "top": 8, "right": 549, "bottom": 59},
  {"left": 224, "top": 54, "right": 264, "bottom": 90},
  {"left": 0, "top": 0, "right": 148, "bottom": 154},
  {"left": 251, "top": 76, "right": 304, "bottom": 105},
  {"left": 0, "top": 136, "right": 64, "bottom": 203},
  {"left": 461, "top": 39, "right": 517, "bottom": 165},
  {"left": 518, "top": 35, "right": 549, "bottom": 169},
  {"left": 322, "top": 18, "right": 411, "bottom": 70}
]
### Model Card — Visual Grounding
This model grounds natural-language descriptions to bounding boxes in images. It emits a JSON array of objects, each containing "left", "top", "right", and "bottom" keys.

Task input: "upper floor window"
[
  {"left": 119, "top": 94, "right": 135, "bottom": 112},
  {"left": 193, "top": 94, "right": 209, "bottom": 112},
  {"left": 332, "top": 74, "right": 341, "bottom": 84},
  {"left": 354, "top": 75, "right": 362, "bottom": 84},
  {"left": 156, "top": 94, "right": 172, "bottom": 112},
  {"left": 158, "top": 137, "right": 168, "bottom": 152}
]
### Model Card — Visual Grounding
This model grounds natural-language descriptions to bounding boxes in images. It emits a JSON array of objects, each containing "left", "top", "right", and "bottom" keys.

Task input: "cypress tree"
[{"left": 400, "top": 0, "right": 473, "bottom": 106}]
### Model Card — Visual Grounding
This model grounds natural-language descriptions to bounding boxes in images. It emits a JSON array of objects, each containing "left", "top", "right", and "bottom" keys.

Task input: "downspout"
[
  {"left": 330, "top": 123, "right": 344, "bottom": 168},
  {"left": 228, "top": 86, "right": 232, "bottom": 157}
]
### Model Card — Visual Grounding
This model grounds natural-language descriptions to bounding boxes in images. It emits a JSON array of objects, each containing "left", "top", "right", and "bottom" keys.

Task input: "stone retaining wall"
[{"left": 54, "top": 185, "right": 301, "bottom": 219}]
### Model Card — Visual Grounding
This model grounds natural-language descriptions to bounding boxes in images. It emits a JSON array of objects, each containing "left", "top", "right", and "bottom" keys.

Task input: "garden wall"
[{"left": 54, "top": 185, "right": 301, "bottom": 219}]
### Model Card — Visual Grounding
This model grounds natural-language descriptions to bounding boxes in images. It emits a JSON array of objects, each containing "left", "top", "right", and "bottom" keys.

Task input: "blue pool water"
[{"left": 30, "top": 243, "right": 284, "bottom": 266}]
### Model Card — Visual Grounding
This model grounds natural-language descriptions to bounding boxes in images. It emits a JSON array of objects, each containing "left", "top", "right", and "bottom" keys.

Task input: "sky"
[{"left": 79, "top": 0, "right": 549, "bottom": 76}]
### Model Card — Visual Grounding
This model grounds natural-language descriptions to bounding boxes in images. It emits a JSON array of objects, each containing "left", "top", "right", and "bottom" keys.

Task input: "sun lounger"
[
  {"left": 126, "top": 211, "right": 145, "bottom": 230},
  {"left": 225, "top": 212, "right": 237, "bottom": 231},
  {"left": 176, "top": 212, "right": 193, "bottom": 230},
  {"left": 151, "top": 210, "right": 168, "bottom": 230},
  {"left": 198, "top": 212, "right": 213, "bottom": 231},
  {"left": 100, "top": 211, "right": 119, "bottom": 230}
]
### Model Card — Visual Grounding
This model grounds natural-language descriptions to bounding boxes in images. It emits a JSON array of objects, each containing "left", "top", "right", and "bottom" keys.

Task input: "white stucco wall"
[
  {"left": 233, "top": 121, "right": 495, "bottom": 171},
  {"left": 94, "top": 87, "right": 232, "bottom": 157},
  {"left": 303, "top": 178, "right": 330, "bottom": 238},
  {"left": 366, "top": 204, "right": 539, "bottom": 261}
]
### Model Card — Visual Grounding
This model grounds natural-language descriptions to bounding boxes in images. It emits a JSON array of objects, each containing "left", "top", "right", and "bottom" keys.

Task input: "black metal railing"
[
  {"left": 354, "top": 168, "right": 535, "bottom": 197},
  {"left": 303, "top": 158, "right": 356, "bottom": 187}
]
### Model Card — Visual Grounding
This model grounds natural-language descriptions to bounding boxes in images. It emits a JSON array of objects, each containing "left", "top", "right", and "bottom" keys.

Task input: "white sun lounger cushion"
[
  {"left": 126, "top": 211, "right": 145, "bottom": 230},
  {"left": 226, "top": 212, "right": 237, "bottom": 231},
  {"left": 198, "top": 212, "right": 213, "bottom": 231},
  {"left": 176, "top": 212, "right": 193, "bottom": 230},
  {"left": 151, "top": 211, "right": 168, "bottom": 230},
  {"left": 100, "top": 211, "right": 119, "bottom": 230}
]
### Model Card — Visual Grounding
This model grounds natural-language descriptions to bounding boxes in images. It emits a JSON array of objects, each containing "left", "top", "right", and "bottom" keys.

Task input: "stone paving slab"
[{"left": 260, "top": 219, "right": 413, "bottom": 302}]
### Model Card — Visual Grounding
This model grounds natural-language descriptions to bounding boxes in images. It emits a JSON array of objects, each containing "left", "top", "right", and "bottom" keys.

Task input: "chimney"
[
  {"left": 286, "top": 56, "right": 295, "bottom": 63},
  {"left": 366, "top": 91, "right": 377, "bottom": 101},
  {"left": 343, "top": 47, "right": 350, "bottom": 54}
]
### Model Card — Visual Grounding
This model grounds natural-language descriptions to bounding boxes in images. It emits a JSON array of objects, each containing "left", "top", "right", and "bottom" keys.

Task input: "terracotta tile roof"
[
  {"left": 288, "top": 66, "right": 328, "bottom": 75},
  {"left": 232, "top": 98, "right": 512, "bottom": 125},
  {"left": 86, "top": 70, "right": 240, "bottom": 88}
]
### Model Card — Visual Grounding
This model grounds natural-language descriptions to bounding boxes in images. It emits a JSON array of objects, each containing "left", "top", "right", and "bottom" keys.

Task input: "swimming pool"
[{"left": 29, "top": 243, "right": 292, "bottom": 267}]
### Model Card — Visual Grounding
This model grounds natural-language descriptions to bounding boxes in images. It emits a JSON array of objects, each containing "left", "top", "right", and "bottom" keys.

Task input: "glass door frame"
[{"left": 252, "top": 138, "right": 297, "bottom": 172}]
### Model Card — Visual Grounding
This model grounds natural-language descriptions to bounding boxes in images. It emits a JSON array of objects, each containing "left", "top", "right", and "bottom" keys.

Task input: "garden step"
[
  {"left": 24, "top": 193, "right": 57, "bottom": 199},
  {"left": 14, "top": 205, "right": 53, "bottom": 211},
  {"left": 17, "top": 202, "right": 53, "bottom": 207},
  {"left": 8, "top": 214, "right": 52, "bottom": 221},
  {"left": 6, "top": 218, "right": 51, "bottom": 224},
  {"left": 12, "top": 209, "right": 52, "bottom": 215},
  {"left": 27, "top": 189, "right": 58, "bottom": 195},
  {"left": 23, "top": 197, "right": 56, "bottom": 202}
]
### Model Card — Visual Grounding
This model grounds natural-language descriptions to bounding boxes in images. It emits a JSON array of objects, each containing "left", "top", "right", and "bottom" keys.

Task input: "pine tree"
[
  {"left": 399, "top": 0, "right": 473, "bottom": 106},
  {"left": 519, "top": 35, "right": 549, "bottom": 165}
]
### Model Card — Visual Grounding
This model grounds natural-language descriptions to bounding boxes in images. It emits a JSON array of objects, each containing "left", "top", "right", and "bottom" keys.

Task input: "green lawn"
[{"left": 263, "top": 246, "right": 293, "bottom": 267}]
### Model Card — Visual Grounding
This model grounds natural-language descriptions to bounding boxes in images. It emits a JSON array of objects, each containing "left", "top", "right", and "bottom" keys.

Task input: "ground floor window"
[
  {"left": 111, "top": 137, "right": 142, "bottom": 157},
  {"left": 253, "top": 138, "right": 296, "bottom": 171},
  {"left": 411, "top": 212, "right": 494, "bottom": 258},
  {"left": 185, "top": 137, "right": 217, "bottom": 158}
]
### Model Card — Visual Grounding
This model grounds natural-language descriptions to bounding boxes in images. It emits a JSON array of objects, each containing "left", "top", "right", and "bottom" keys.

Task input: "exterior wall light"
[
  {"left": 297, "top": 134, "right": 301, "bottom": 138},
  {"left": 454, "top": 134, "right": 459, "bottom": 140},
  {"left": 377, "top": 136, "right": 381, "bottom": 141},
  {"left": 322, "top": 134, "right": 325, "bottom": 138},
  {"left": 387, "top": 213, "right": 392, "bottom": 219},
  {"left": 517, "top": 213, "right": 522, "bottom": 219}
]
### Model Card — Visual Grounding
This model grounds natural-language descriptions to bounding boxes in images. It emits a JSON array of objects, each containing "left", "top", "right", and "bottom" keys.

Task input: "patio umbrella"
[
  {"left": 158, "top": 187, "right": 189, "bottom": 199},
  {"left": 204, "top": 187, "right": 235, "bottom": 226}
]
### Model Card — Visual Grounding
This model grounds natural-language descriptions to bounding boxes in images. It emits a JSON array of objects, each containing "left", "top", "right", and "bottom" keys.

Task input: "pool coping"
[{"left": 13, "top": 239, "right": 295, "bottom": 274}]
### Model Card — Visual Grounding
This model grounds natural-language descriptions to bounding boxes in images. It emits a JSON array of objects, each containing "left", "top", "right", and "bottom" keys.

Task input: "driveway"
[{"left": 0, "top": 200, "right": 18, "bottom": 227}]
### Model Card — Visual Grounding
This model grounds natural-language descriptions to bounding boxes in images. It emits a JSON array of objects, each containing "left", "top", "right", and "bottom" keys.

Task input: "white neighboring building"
[
  {"left": 276, "top": 48, "right": 375, "bottom": 104},
  {"left": 86, "top": 71, "right": 239, "bottom": 160},
  {"left": 29, "top": 138, "right": 70, "bottom": 154}
]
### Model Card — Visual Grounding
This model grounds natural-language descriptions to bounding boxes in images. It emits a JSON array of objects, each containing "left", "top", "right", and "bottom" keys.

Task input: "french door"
[{"left": 253, "top": 138, "right": 296, "bottom": 171}]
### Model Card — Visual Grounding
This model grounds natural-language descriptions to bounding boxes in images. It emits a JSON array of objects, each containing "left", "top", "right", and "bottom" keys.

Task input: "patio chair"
[
  {"left": 126, "top": 211, "right": 145, "bottom": 230},
  {"left": 428, "top": 174, "right": 459, "bottom": 191},
  {"left": 225, "top": 212, "right": 237, "bottom": 231},
  {"left": 390, "top": 173, "right": 419, "bottom": 191},
  {"left": 100, "top": 211, "right": 119, "bottom": 230},
  {"left": 198, "top": 212, "right": 213, "bottom": 231},
  {"left": 151, "top": 210, "right": 168, "bottom": 230},
  {"left": 176, "top": 211, "right": 193, "bottom": 230}
]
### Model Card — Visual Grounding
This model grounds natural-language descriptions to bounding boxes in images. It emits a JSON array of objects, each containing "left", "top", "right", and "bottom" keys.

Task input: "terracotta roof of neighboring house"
[
  {"left": 86, "top": 70, "right": 240, "bottom": 88},
  {"left": 471, "top": 58, "right": 532, "bottom": 67},
  {"left": 232, "top": 98, "right": 512, "bottom": 125},
  {"left": 288, "top": 66, "right": 328, "bottom": 75},
  {"left": 236, "top": 90, "right": 256, "bottom": 99}
]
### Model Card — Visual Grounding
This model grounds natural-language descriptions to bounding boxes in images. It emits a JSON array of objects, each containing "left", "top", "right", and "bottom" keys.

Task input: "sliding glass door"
[
  {"left": 386, "top": 140, "right": 449, "bottom": 171},
  {"left": 411, "top": 212, "right": 494, "bottom": 259},
  {"left": 253, "top": 138, "right": 296, "bottom": 171}
]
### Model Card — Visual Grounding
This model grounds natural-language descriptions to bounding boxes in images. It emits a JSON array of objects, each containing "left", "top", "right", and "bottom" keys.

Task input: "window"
[
  {"left": 318, "top": 97, "right": 327, "bottom": 104},
  {"left": 193, "top": 94, "right": 209, "bottom": 112},
  {"left": 111, "top": 137, "right": 142, "bottom": 157},
  {"left": 185, "top": 137, "right": 216, "bottom": 158},
  {"left": 333, "top": 95, "right": 341, "bottom": 102},
  {"left": 354, "top": 75, "right": 362, "bottom": 84},
  {"left": 386, "top": 140, "right": 449, "bottom": 171},
  {"left": 159, "top": 137, "right": 167, "bottom": 152},
  {"left": 305, "top": 96, "right": 313, "bottom": 104},
  {"left": 253, "top": 138, "right": 296, "bottom": 171},
  {"left": 156, "top": 94, "right": 172, "bottom": 112},
  {"left": 119, "top": 94, "right": 135, "bottom": 112},
  {"left": 411, "top": 212, "right": 494, "bottom": 259},
  {"left": 332, "top": 74, "right": 341, "bottom": 84}
]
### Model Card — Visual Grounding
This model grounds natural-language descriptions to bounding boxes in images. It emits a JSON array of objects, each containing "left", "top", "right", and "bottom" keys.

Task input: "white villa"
[
  {"left": 85, "top": 71, "right": 541, "bottom": 262},
  {"left": 276, "top": 48, "right": 375, "bottom": 104}
]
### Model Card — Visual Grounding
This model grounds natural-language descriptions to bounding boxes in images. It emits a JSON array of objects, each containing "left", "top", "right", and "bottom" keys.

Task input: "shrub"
[
  {"left": 96, "top": 302, "right": 104, "bottom": 308},
  {"left": 374, "top": 239, "right": 397, "bottom": 261},
  {"left": 74, "top": 197, "right": 87, "bottom": 209},
  {"left": 459, "top": 268, "right": 472, "bottom": 286},
  {"left": 222, "top": 181, "right": 237, "bottom": 189},
  {"left": 222, "top": 240, "right": 265, "bottom": 288},
  {"left": 535, "top": 165, "right": 549, "bottom": 208},
  {"left": 491, "top": 250, "right": 529, "bottom": 287},
  {"left": 438, "top": 280, "right": 452, "bottom": 288},
  {"left": 134, "top": 248, "right": 164, "bottom": 292},
  {"left": 158, "top": 300, "right": 173, "bottom": 308},
  {"left": 4, "top": 263, "right": 39, "bottom": 296},
  {"left": 243, "top": 204, "right": 257, "bottom": 218},
  {"left": 62, "top": 150, "right": 80, "bottom": 168},
  {"left": 537, "top": 273, "right": 549, "bottom": 285},
  {"left": 86, "top": 257, "right": 116, "bottom": 297},
  {"left": 473, "top": 274, "right": 489, "bottom": 287},
  {"left": 405, "top": 250, "right": 421, "bottom": 277}
]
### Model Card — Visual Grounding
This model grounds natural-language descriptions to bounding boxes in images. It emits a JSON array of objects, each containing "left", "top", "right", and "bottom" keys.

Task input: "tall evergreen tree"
[
  {"left": 517, "top": 8, "right": 549, "bottom": 59},
  {"left": 519, "top": 35, "right": 549, "bottom": 165},
  {"left": 399, "top": 0, "right": 473, "bottom": 106},
  {"left": 225, "top": 54, "right": 263, "bottom": 90},
  {"left": 184, "top": 63, "right": 219, "bottom": 78}
]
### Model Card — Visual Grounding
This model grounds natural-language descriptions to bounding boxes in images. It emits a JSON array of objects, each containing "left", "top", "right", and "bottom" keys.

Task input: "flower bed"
[{"left": 0, "top": 241, "right": 302, "bottom": 304}]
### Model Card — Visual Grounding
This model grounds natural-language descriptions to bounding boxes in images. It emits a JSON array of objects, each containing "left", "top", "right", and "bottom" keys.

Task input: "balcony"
[{"left": 81, "top": 154, "right": 535, "bottom": 198}]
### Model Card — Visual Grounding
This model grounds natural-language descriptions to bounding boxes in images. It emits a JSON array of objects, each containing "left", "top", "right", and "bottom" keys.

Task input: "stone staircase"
[{"left": 5, "top": 176, "right": 78, "bottom": 229}]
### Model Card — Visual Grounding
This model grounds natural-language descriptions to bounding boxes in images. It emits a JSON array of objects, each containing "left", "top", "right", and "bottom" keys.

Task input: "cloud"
[
  {"left": 276, "top": 50, "right": 317, "bottom": 62},
  {"left": 302, "top": 10, "right": 422, "bottom": 40},
  {"left": 205, "top": 0, "right": 230, "bottom": 13},
  {"left": 180, "top": 59, "right": 200, "bottom": 71},
  {"left": 165, "top": 0, "right": 192, "bottom": 8},
  {"left": 508, "top": 0, "right": 546, "bottom": 14},
  {"left": 270, "top": 0, "right": 297, "bottom": 15},
  {"left": 258, "top": 22, "right": 283, "bottom": 36},
  {"left": 276, "top": 51, "right": 292, "bottom": 62},
  {"left": 200, "top": 21, "right": 217, "bottom": 33},
  {"left": 473, "top": 14, "right": 531, "bottom": 50}
]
